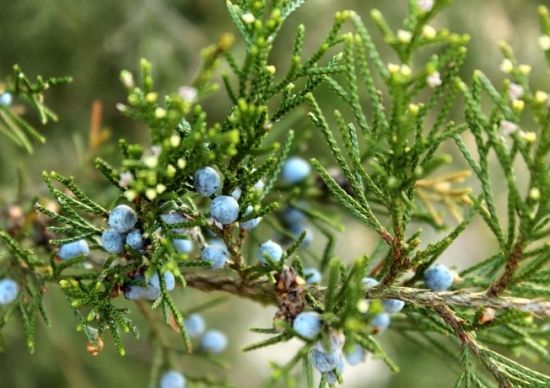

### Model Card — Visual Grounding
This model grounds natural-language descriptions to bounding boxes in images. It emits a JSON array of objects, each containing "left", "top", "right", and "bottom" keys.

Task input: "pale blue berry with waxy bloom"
[
  {"left": 345, "top": 345, "right": 366, "bottom": 366},
  {"left": 124, "top": 284, "right": 144, "bottom": 300},
  {"left": 325, "top": 353, "right": 345, "bottom": 385},
  {"left": 208, "top": 238, "right": 229, "bottom": 255},
  {"left": 123, "top": 275, "right": 148, "bottom": 300},
  {"left": 253, "top": 179, "right": 264, "bottom": 191},
  {"left": 101, "top": 229, "right": 125, "bottom": 254},
  {"left": 173, "top": 238, "right": 193, "bottom": 253},
  {"left": 315, "top": 331, "right": 342, "bottom": 353},
  {"left": 303, "top": 268, "right": 322, "bottom": 284},
  {"left": 258, "top": 240, "right": 283, "bottom": 264},
  {"left": 424, "top": 264, "right": 454, "bottom": 291},
  {"left": 201, "top": 245, "right": 228, "bottom": 270},
  {"left": 142, "top": 284, "right": 161, "bottom": 301},
  {"left": 123, "top": 274, "right": 161, "bottom": 301},
  {"left": 194, "top": 167, "right": 221, "bottom": 197},
  {"left": 161, "top": 210, "right": 188, "bottom": 234},
  {"left": 383, "top": 299, "right": 405, "bottom": 314},
  {"left": 200, "top": 330, "right": 228, "bottom": 354},
  {"left": 126, "top": 229, "right": 144, "bottom": 251},
  {"left": 159, "top": 370, "right": 186, "bottom": 388},
  {"left": 361, "top": 277, "right": 379, "bottom": 288},
  {"left": 293, "top": 311, "right": 322, "bottom": 339},
  {"left": 108, "top": 204, "right": 137, "bottom": 233},
  {"left": 239, "top": 206, "right": 261, "bottom": 230},
  {"left": 184, "top": 313, "right": 205, "bottom": 338},
  {"left": 58, "top": 239, "right": 89, "bottom": 260},
  {"left": 0, "top": 92, "right": 13, "bottom": 106},
  {"left": 0, "top": 278, "right": 19, "bottom": 305},
  {"left": 281, "top": 157, "right": 311, "bottom": 184},
  {"left": 210, "top": 195, "right": 239, "bottom": 224},
  {"left": 149, "top": 271, "right": 176, "bottom": 292},
  {"left": 311, "top": 349, "right": 341, "bottom": 373},
  {"left": 372, "top": 312, "right": 390, "bottom": 333}
]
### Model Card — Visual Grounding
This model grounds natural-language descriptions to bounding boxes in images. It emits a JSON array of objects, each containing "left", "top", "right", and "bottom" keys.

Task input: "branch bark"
[{"left": 183, "top": 273, "right": 550, "bottom": 318}]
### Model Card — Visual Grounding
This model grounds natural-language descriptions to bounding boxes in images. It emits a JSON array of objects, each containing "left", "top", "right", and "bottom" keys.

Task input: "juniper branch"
[{"left": 183, "top": 273, "right": 550, "bottom": 318}]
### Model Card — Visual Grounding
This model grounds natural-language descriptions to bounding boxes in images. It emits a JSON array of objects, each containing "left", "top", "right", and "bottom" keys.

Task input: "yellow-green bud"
[
  {"left": 535, "top": 91, "right": 548, "bottom": 104},
  {"left": 499, "top": 59, "right": 513, "bottom": 73},
  {"left": 422, "top": 25, "right": 436, "bottom": 39},
  {"left": 156, "top": 184, "right": 166, "bottom": 194},
  {"left": 145, "top": 188, "right": 157, "bottom": 200},
  {"left": 519, "top": 64, "right": 531, "bottom": 74},
  {"left": 170, "top": 134, "right": 181, "bottom": 147},
  {"left": 529, "top": 187, "right": 541, "bottom": 200},
  {"left": 512, "top": 100, "right": 524, "bottom": 112},
  {"left": 154, "top": 107, "right": 167, "bottom": 118},
  {"left": 388, "top": 63, "right": 400, "bottom": 74},
  {"left": 538, "top": 35, "right": 550, "bottom": 51},
  {"left": 397, "top": 29, "right": 412, "bottom": 43},
  {"left": 146, "top": 92, "right": 158, "bottom": 103},
  {"left": 123, "top": 190, "right": 138, "bottom": 202}
]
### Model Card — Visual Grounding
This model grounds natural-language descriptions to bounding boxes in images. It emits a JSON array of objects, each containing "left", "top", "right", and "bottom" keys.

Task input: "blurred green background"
[{"left": 1, "top": 0, "right": 550, "bottom": 387}]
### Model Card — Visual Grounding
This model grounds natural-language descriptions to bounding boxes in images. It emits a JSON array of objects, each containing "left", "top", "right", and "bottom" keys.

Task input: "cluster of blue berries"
[
  {"left": 339, "top": 264, "right": 454, "bottom": 367},
  {"left": 157, "top": 316, "right": 227, "bottom": 387},
  {"left": 102, "top": 202, "right": 190, "bottom": 257},
  {"left": 292, "top": 312, "right": 346, "bottom": 384},
  {"left": 183, "top": 313, "right": 228, "bottom": 354},
  {"left": 195, "top": 166, "right": 261, "bottom": 229},
  {"left": 290, "top": 310, "right": 369, "bottom": 382},
  {"left": 194, "top": 166, "right": 264, "bottom": 269},
  {"left": 311, "top": 335, "right": 345, "bottom": 385},
  {"left": 101, "top": 204, "right": 140, "bottom": 254},
  {"left": 0, "top": 278, "right": 19, "bottom": 305},
  {"left": 123, "top": 271, "right": 176, "bottom": 301},
  {"left": 362, "top": 277, "right": 403, "bottom": 335}
]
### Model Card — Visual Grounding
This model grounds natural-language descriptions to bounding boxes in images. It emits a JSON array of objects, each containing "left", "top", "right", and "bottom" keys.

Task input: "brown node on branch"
[{"left": 273, "top": 266, "right": 306, "bottom": 331}]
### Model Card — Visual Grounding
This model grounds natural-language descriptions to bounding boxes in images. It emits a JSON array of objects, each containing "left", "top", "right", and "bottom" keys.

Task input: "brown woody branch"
[
  {"left": 487, "top": 237, "right": 523, "bottom": 297},
  {"left": 183, "top": 273, "right": 550, "bottom": 318},
  {"left": 435, "top": 305, "right": 513, "bottom": 388}
]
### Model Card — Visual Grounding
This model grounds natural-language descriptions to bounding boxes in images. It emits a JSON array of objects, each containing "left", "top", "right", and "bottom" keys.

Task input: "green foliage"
[
  {"left": 0, "top": 65, "right": 71, "bottom": 153},
  {"left": 3, "top": 0, "right": 550, "bottom": 387}
]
